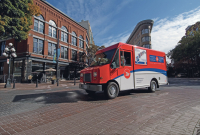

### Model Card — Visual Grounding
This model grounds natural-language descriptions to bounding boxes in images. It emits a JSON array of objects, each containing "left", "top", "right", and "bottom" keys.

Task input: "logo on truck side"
[{"left": 124, "top": 69, "right": 131, "bottom": 79}]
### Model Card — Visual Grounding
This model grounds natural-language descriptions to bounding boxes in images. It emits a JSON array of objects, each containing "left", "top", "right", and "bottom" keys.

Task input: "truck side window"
[
  {"left": 112, "top": 49, "right": 119, "bottom": 68},
  {"left": 120, "top": 51, "right": 131, "bottom": 66}
]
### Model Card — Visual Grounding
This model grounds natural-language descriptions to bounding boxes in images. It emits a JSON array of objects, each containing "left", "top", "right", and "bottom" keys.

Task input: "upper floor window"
[
  {"left": 49, "top": 20, "right": 57, "bottom": 38},
  {"left": 79, "top": 52, "right": 84, "bottom": 62},
  {"left": 189, "top": 31, "right": 194, "bottom": 36},
  {"left": 0, "top": 41, "right": 6, "bottom": 56},
  {"left": 71, "top": 49, "right": 77, "bottom": 61},
  {"left": 142, "top": 36, "right": 151, "bottom": 42},
  {"left": 61, "top": 46, "right": 68, "bottom": 59},
  {"left": 33, "top": 38, "right": 44, "bottom": 54},
  {"left": 86, "top": 37, "right": 88, "bottom": 45},
  {"left": 61, "top": 26, "right": 68, "bottom": 42},
  {"left": 79, "top": 35, "right": 84, "bottom": 48},
  {"left": 71, "top": 31, "right": 77, "bottom": 46},
  {"left": 142, "top": 29, "right": 150, "bottom": 34},
  {"left": 137, "top": 40, "right": 140, "bottom": 45},
  {"left": 34, "top": 15, "right": 44, "bottom": 33},
  {"left": 143, "top": 44, "right": 151, "bottom": 49},
  {"left": 48, "top": 42, "right": 56, "bottom": 56}
]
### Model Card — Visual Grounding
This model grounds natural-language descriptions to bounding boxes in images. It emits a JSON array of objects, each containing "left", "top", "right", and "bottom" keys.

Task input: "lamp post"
[{"left": 2, "top": 43, "right": 17, "bottom": 88}]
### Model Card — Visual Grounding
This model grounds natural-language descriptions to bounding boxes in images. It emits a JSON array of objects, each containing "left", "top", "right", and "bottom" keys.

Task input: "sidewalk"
[{"left": 0, "top": 80, "right": 80, "bottom": 91}]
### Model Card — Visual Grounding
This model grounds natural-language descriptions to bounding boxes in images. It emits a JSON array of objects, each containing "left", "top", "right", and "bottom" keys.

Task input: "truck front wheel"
[{"left": 104, "top": 82, "right": 119, "bottom": 99}]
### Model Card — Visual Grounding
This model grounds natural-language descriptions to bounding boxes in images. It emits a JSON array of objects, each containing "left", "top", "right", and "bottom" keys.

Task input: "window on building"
[
  {"left": 0, "top": 41, "right": 6, "bottom": 56},
  {"left": 79, "top": 35, "right": 84, "bottom": 48},
  {"left": 79, "top": 52, "right": 85, "bottom": 62},
  {"left": 48, "top": 42, "right": 56, "bottom": 56},
  {"left": 86, "top": 37, "right": 88, "bottom": 45},
  {"left": 71, "top": 50, "right": 77, "bottom": 61},
  {"left": 142, "top": 36, "right": 151, "bottom": 42},
  {"left": 61, "top": 26, "right": 68, "bottom": 42},
  {"left": 0, "top": 62, "right": 4, "bottom": 75},
  {"left": 71, "top": 32, "right": 77, "bottom": 46},
  {"left": 61, "top": 46, "right": 68, "bottom": 59},
  {"left": 34, "top": 15, "right": 44, "bottom": 33},
  {"left": 49, "top": 20, "right": 57, "bottom": 38},
  {"left": 137, "top": 40, "right": 140, "bottom": 46},
  {"left": 33, "top": 38, "right": 44, "bottom": 54},
  {"left": 143, "top": 44, "right": 151, "bottom": 49},
  {"left": 142, "top": 29, "right": 150, "bottom": 34}
]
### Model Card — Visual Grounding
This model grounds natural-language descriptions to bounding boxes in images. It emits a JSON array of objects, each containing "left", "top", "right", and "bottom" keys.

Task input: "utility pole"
[{"left": 56, "top": 30, "right": 60, "bottom": 86}]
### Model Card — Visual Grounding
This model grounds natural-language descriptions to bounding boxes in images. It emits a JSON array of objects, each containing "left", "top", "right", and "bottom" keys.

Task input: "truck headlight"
[
  {"left": 80, "top": 73, "right": 83, "bottom": 77},
  {"left": 93, "top": 72, "right": 97, "bottom": 77}
]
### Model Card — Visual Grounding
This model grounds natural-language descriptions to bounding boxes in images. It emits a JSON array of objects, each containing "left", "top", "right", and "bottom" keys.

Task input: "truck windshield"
[{"left": 90, "top": 49, "right": 116, "bottom": 67}]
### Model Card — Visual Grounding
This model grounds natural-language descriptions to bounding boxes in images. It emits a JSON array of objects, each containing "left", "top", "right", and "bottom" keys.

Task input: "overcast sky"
[{"left": 47, "top": 0, "right": 200, "bottom": 59}]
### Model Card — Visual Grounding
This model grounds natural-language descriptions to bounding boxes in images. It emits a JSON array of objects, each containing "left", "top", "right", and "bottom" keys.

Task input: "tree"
[
  {"left": 167, "top": 24, "right": 200, "bottom": 77},
  {"left": 86, "top": 44, "right": 105, "bottom": 65},
  {"left": 0, "top": 0, "right": 41, "bottom": 42}
]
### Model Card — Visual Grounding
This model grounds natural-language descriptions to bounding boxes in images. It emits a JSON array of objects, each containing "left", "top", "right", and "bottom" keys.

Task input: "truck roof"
[{"left": 96, "top": 42, "right": 165, "bottom": 55}]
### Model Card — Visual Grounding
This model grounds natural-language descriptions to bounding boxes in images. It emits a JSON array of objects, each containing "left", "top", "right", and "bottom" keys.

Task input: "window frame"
[
  {"left": 48, "top": 42, "right": 56, "bottom": 56},
  {"left": 34, "top": 15, "right": 44, "bottom": 34},
  {"left": 33, "top": 38, "right": 44, "bottom": 55}
]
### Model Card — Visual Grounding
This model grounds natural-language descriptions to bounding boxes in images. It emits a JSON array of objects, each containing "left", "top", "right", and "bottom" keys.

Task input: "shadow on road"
[{"left": 12, "top": 89, "right": 150, "bottom": 104}]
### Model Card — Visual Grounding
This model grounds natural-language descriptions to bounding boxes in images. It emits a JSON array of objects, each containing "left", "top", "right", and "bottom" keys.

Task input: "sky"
[{"left": 47, "top": 0, "right": 200, "bottom": 61}]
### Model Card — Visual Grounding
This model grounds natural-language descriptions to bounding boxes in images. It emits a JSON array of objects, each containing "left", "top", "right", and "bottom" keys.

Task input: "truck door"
[{"left": 118, "top": 50, "right": 134, "bottom": 90}]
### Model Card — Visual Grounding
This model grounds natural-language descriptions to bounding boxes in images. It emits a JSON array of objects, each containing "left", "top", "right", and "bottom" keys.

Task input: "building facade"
[
  {"left": 185, "top": 21, "right": 200, "bottom": 36},
  {"left": 79, "top": 20, "right": 95, "bottom": 46},
  {"left": 0, "top": 0, "right": 89, "bottom": 82},
  {"left": 126, "top": 19, "right": 154, "bottom": 49}
]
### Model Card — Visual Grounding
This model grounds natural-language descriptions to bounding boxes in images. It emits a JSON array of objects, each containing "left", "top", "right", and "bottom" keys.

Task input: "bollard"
[
  {"left": 57, "top": 79, "right": 59, "bottom": 86},
  {"left": 13, "top": 79, "right": 15, "bottom": 89},
  {"left": 36, "top": 79, "right": 38, "bottom": 87},
  {"left": 74, "top": 77, "right": 76, "bottom": 85}
]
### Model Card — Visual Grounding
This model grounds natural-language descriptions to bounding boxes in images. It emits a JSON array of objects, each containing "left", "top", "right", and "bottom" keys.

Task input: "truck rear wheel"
[
  {"left": 104, "top": 82, "right": 119, "bottom": 99},
  {"left": 148, "top": 80, "right": 157, "bottom": 92},
  {"left": 85, "top": 90, "right": 96, "bottom": 95}
]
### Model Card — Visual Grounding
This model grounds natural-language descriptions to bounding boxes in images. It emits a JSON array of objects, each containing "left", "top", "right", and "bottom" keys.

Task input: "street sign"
[{"left": 7, "top": 59, "right": 9, "bottom": 64}]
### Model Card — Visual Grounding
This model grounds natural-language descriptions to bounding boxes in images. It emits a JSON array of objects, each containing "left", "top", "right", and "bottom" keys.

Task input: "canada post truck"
[{"left": 79, "top": 42, "right": 168, "bottom": 99}]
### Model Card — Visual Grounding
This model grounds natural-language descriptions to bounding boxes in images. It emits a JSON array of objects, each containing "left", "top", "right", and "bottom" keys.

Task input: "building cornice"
[{"left": 40, "top": 0, "right": 87, "bottom": 31}]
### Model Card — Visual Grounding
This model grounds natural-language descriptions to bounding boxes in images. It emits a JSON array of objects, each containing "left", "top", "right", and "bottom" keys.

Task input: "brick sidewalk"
[{"left": 0, "top": 80, "right": 80, "bottom": 91}]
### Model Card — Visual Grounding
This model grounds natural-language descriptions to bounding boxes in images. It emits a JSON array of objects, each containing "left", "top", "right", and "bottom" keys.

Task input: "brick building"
[
  {"left": 0, "top": 0, "right": 90, "bottom": 82},
  {"left": 126, "top": 19, "right": 154, "bottom": 49}
]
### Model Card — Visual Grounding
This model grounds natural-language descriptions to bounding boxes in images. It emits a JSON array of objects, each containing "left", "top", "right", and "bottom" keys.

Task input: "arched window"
[
  {"left": 71, "top": 31, "right": 77, "bottom": 46},
  {"left": 34, "top": 15, "right": 44, "bottom": 33},
  {"left": 79, "top": 35, "right": 84, "bottom": 48},
  {"left": 61, "top": 26, "right": 68, "bottom": 42},
  {"left": 49, "top": 20, "right": 57, "bottom": 38}
]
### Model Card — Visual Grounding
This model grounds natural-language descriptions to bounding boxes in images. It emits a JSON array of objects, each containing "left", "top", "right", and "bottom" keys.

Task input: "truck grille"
[{"left": 84, "top": 73, "right": 91, "bottom": 82}]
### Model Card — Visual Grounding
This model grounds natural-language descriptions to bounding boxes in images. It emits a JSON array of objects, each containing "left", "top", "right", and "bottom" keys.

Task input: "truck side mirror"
[{"left": 111, "top": 62, "right": 116, "bottom": 69}]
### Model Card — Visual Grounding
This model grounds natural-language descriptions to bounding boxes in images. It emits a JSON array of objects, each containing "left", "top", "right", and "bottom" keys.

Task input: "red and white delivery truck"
[{"left": 79, "top": 42, "right": 168, "bottom": 99}]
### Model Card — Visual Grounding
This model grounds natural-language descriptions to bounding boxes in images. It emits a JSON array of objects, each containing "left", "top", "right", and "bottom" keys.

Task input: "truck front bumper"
[{"left": 79, "top": 83, "right": 102, "bottom": 92}]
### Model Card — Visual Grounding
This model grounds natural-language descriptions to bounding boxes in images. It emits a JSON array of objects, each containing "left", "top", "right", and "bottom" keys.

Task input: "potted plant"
[
  {"left": 28, "top": 75, "right": 33, "bottom": 83},
  {"left": 51, "top": 76, "right": 56, "bottom": 84}
]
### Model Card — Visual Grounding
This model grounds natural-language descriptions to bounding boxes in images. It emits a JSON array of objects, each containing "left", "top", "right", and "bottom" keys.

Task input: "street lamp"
[{"left": 2, "top": 43, "right": 17, "bottom": 88}]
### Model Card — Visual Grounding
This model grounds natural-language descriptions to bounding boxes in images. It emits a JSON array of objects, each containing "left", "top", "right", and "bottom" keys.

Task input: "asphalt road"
[{"left": 0, "top": 78, "right": 200, "bottom": 135}]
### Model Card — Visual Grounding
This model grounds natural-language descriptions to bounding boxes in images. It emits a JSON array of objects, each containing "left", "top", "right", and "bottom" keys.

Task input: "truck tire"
[
  {"left": 85, "top": 90, "right": 96, "bottom": 95},
  {"left": 148, "top": 80, "right": 157, "bottom": 92},
  {"left": 104, "top": 82, "right": 119, "bottom": 99}
]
